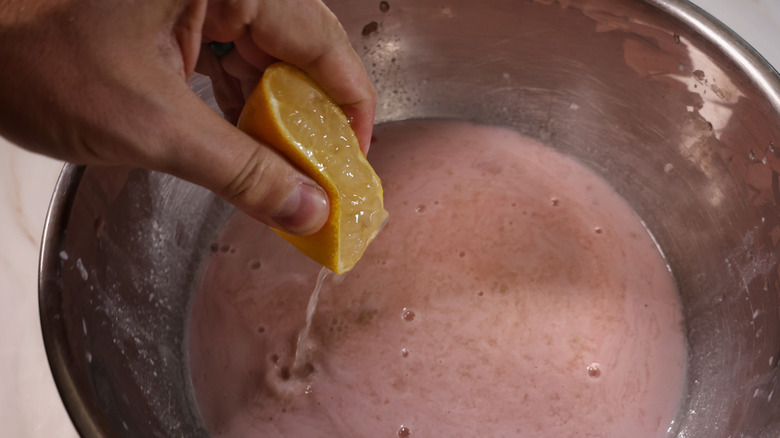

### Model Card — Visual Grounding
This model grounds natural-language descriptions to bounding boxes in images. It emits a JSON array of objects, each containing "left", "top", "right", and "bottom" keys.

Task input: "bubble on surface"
[
  {"left": 328, "top": 316, "right": 349, "bottom": 337},
  {"left": 587, "top": 363, "right": 601, "bottom": 378}
]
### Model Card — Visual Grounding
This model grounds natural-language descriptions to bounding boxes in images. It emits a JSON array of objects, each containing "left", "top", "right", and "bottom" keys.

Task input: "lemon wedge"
[{"left": 237, "top": 62, "right": 388, "bottom": 274}]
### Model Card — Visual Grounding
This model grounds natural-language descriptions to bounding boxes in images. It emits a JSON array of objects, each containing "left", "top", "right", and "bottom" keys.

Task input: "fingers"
[
  {"left": 1, "top": 0, "right": 338, "bottom": 236},
  {"left": 300, "top": 43, "right": 376, "bottom": 155},
  {"left": 203, "top": 0, "right": 376, "bottom": 153},
  {"left": 173, "top": 0, "right": 208, "bottom": 77},
  {"left": 169, "top": 0, "right": 361, "bottom": 235},
  {"left": 144, "top": 87, "right": 330, "bottom": 235},
  {"left": 195, "top": 44, "right": 248, "bottom": 124}
]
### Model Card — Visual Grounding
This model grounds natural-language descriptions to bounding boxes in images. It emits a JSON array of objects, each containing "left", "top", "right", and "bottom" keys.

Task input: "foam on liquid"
[{"left": 188, "top": 120, "right": 687, "bottom": 437}]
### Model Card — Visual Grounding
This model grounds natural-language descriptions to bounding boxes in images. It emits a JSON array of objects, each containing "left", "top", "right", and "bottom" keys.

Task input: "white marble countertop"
[{"left": 1, "top": 1, "right": 778, "bottom": 436}]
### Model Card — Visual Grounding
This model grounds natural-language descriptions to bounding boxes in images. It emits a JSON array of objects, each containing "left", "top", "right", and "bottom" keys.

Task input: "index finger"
[{"left": 203, "top": 0, "right": 376, "bottom": 153}]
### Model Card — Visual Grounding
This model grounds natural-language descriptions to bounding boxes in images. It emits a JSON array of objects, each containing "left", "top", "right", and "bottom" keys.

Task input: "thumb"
[{"left": 146, "top": 88, "right": 329, "bottom": 236}]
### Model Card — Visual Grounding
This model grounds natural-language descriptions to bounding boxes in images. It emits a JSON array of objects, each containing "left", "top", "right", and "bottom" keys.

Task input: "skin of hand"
[{"left": 0, "top": 0, "right": 376, "bottom": 235}]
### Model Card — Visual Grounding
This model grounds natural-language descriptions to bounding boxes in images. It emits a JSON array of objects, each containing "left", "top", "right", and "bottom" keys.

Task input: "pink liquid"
[{"left": 188, "top": 121, "right": 687, "bottom": 437}]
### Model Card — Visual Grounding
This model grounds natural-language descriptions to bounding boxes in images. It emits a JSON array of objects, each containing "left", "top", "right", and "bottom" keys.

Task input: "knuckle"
[{"left": 221, "top": 147, "right": 267, "bottom": 203}]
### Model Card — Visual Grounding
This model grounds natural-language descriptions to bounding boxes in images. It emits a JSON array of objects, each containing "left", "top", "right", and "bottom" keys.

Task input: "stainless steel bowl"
[{"left": 39, "top": 0, "right": 780, "bottom": 436}]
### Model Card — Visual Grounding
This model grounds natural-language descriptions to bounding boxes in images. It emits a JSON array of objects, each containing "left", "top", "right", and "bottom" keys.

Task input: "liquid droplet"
[
  {"left": 587, "top": 363, "right": 601, "bottom": 378},
  {"left": 398, "top": 425, "right": 412, "bottom": 437},
  {"left": 401, "top": 308, "right": 416, "bottom": 321}
]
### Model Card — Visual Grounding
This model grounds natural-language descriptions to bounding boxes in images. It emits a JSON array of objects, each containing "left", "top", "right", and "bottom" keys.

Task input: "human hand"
[{"left": 0, "top": 0, "right": 375, "bottom": 235}]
